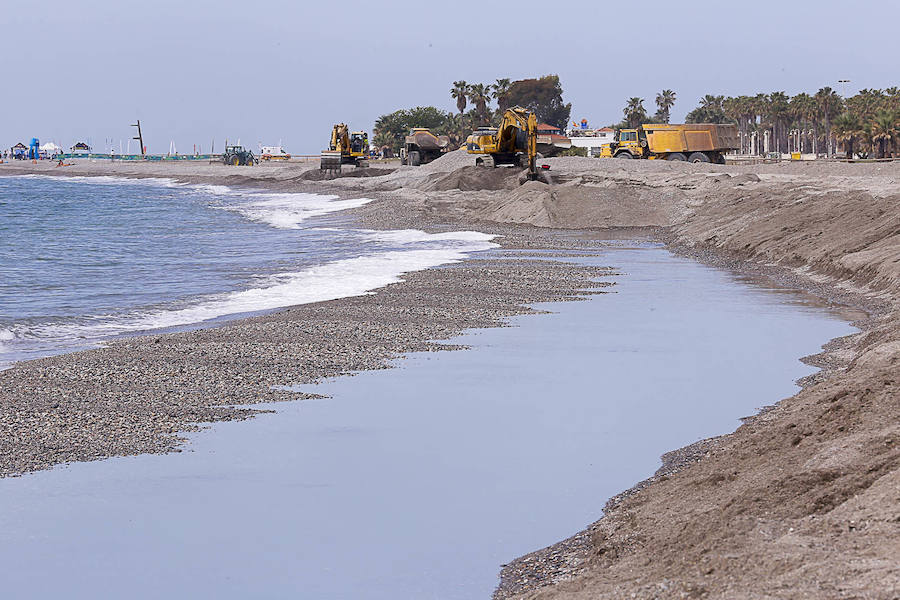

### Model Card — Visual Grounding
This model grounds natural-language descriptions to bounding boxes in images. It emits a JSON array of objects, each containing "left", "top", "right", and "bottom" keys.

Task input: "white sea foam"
[
  {"left": 225, "top": 193, "right": 373, "bottom": 229},
  {"left": 362, "top": 229, "right": 496, "bottom": 245},
  {"left": 0, "top": 329, "right": 13, "bottom": 351},
  {"left": 5, "top": 230, "right": 498, "bottom": 347},
  {"left": 2, "top": 174, "right": 180, "bottom": 187}
]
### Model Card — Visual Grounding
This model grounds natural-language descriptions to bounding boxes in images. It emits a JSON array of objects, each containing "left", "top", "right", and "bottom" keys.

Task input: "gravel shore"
[{"left": 0, "top": 215, "right": 615, "bottom": 477}]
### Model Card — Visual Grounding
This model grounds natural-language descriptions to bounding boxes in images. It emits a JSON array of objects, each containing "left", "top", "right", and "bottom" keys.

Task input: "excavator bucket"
[{"left": 320, "top": 151, "right": 342, "bottom": 172}]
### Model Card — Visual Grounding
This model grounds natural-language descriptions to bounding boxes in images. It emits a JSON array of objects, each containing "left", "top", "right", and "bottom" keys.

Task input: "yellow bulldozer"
[
  {"left": 320, "top": 124, "right": 369, "bottom": 171},
  {"left": 465, "top": 106, "right": 543, "bottom": 181}
]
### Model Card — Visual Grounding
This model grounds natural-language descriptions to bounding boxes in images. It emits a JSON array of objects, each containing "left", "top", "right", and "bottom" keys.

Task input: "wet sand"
[{"left": 2, "top": 154, "right": 899, "bottom": 598}]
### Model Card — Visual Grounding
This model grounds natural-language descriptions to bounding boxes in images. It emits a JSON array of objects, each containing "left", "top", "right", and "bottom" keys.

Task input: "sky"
[{"left": 2, "top": 0, "right": 897, "bottom": 154}]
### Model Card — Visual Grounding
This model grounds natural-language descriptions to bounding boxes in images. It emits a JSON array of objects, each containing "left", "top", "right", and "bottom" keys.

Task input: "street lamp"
[{"left": 838, "top": 79, "right": 850, "bottom": 98}]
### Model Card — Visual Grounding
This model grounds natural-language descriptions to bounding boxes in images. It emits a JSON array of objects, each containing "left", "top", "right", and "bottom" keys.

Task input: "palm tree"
[
  {"left": 832, "top": 112, "right": 862, "bottom": 159},
  {"left": 442, "top": 113, "right": 464, "bottom": 146},
  {"left": 790, "top": 93, "right": 816, "bottom": 152},
  {"left": 767, "top": 92, "right": 791, "bottom": 153},
  {"left": 723, "top": 96, "right": 753, "bottom": 153},
  {"left": 373, "top": 130, "right": 395, "bottom": 157},
  {"left": 870, "top": 110, "right": 898, "bottom": 158},
  {"left": 815, "top": 86, "right": 843, "bottom": 157},
  {"left": 750, "top": 93, "right": 770, "bottom": 155},
  {"left": 624, "top": 97, "right": 646, "bottom": 128},
  {"left": 467, "top": 83, "right": 491, "bottom": 125},
  {"left": 492, "top": 78, "right": 512, "bottom": 113},
  {"left": 699, "top": 94, "right": 724, "bottom": 111},
  {"left": 655, "top": 89, "right": 676, "bottom": 123},
  {"left": 451, "top": 81, "right": 469, "bottom": 118}
]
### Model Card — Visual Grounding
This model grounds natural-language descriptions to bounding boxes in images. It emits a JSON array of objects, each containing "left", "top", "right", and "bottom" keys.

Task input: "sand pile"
[
  {"left": 298, "top": 167, "right": 395, "bottom": 181},
  {"left": 418, "top": 165, "right": 520, "bottom": 192}
]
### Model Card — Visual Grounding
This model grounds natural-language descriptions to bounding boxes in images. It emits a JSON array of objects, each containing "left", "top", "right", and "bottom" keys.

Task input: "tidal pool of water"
[{"left": 0, "top": 242, "right": 856, "bottom": 599}]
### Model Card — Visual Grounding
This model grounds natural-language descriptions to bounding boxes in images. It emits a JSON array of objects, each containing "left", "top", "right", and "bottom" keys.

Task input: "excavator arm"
[
  {"left": 329, "top": 124, "right": 350, "bottom": 153},
  {"left": 498, "top": 107, "right": 538, "bottom": 178}
]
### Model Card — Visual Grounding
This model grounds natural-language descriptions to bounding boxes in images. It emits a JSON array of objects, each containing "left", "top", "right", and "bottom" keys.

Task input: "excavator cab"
[{"left": 349, "top": 132, "right": 367, "bottom": 155}]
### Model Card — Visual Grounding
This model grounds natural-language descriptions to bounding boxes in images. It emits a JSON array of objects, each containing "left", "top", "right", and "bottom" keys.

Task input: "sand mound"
[
  {"left": 419, "top": 166, "right": 521, "bottom": 192},
  {"left": 416, "top": 148, "right": 472, "bottom": 174},
  {"left": 340, "top": 168, "right": 396, "bottom": 178},
  {"left": 298, "top": 167, "right": 395, "bottom": 181}
]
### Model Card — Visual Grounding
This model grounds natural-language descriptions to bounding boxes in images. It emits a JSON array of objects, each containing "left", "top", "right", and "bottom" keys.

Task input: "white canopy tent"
[{"left": 39, "top": 142, "right": 62, "bottom": 156}]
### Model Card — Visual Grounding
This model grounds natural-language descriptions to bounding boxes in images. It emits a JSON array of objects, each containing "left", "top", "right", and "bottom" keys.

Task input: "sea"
[{"left": 0, "top": 175, "right": 496, "bottom": 368}]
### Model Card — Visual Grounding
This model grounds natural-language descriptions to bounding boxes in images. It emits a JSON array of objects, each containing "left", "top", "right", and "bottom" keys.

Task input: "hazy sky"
[{"left": 3, "top": 0, "right": 896, "bottom": 154}]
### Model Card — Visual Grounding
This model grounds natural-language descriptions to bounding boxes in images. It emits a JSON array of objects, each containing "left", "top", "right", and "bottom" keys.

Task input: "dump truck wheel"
[
  {"left": 409, "top": 151, "right": 421, "bottom": 166},
  {"left": 667, "top": 153, "right": 687, "bottom": 161},
  {"left": 614, "top": 152, "right": 632, "bottom": 159},
  {"left": 688, "top": 152, "right": 710, "bottom": 163}
]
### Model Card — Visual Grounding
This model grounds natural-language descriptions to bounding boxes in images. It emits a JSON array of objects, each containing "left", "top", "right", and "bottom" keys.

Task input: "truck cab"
[
  {"left": 599, "top": 129, "right": 647, "bottom": 159},
  {"left": 466, "top": 127, "right": 499, "bottom": 153}
]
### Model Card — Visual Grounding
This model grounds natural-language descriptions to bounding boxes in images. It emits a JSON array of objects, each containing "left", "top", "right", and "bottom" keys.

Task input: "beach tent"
[
  {"left": 71, "top": 142, "right": 92, "bottom": 154},
  {"left": 39, "top": 142, "right": 62, "bottom": 158},
  {"left": 12, "top": 142, "right": 27, "bottom": 158}
]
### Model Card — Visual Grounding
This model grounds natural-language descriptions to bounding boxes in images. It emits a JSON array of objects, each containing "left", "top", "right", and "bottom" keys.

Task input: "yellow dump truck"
[{"left": 599, "top": 123, "right": 738, "bottom": 163}]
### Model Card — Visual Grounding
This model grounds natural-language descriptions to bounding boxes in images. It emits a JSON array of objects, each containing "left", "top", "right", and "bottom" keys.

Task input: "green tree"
[
  {"left": 870, "top": 110, "right": 898, "bottom": 158},
  {"left": 451, "top": 81, "right": 469, "bottom": 116},
  {"left": 685, "top": 95, "right": 729, "bottom": 124},
  {"left": 373, "top": 106, "right": 457, "bottom": 154},
  {"left": 467, "top": 83, "right": 492, "bottom": 125},
  {"left": 492, "top": 78, "right": 512, "bottom": 113},
  {"left": 789, "top": 93, "right": 817, "bottom": 153},
  {"left": 373, "top": 130, "right": 395, "bottom": 157},
  {"left": 506, "top": 75, "right": 572, "bottom": 130},
  {"left": 655, "top": 89, "right": 676, "bottom": 123},
  {"left": 832, "top": 112, "right": 862, "bottom": 159},
  {"left": 815, "top": 86, "right": 843, "bottom": 157},
  {"left": 622, "top": 97, "right": 647, "bottom": 128}
]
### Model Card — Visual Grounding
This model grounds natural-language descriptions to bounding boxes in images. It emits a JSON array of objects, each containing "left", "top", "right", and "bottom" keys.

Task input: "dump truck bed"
[
  {"left": 642, "top": 124, "right": 739, "bottom": 154},
  {"left": 404, "top": 130, "right": 450, "bottom": 151}
]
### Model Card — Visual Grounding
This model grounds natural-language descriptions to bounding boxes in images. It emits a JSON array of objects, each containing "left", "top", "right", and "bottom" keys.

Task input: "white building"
[{"left": 565, "top": 126, "right": 616, "bottom": 157}]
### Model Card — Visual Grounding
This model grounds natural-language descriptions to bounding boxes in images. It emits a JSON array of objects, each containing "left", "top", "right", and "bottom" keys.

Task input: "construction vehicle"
[
  {"left": 599, "top": 123, "right": 739, "bottom": 163},
  {"left": 400, "top": 128, "right": 451, "bottom": 166},
  {"left": 259, "top": 145, "right": 291, "bottom": 161},
  {"left": 222, "top": 145, "right": 257, "bottom": 166},
  {"left": 320, "top": 124, "right": 369, "bottom": 171},
  {"left": 466, "top": 106, "right": 542, "bottom": 180}
]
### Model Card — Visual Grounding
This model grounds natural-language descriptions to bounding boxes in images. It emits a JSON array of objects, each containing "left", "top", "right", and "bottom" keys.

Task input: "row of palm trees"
[
  {"left": 623, "top": 88, "right": 900, "bottom": 158},
  {"left": 450, "top": 79, "right": 513, "bottom": 128}
]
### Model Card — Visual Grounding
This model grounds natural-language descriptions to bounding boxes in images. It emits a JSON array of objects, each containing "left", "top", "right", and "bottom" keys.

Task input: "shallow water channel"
[{"left": 0, "top": 241, "right": 855, "bottom": 599}]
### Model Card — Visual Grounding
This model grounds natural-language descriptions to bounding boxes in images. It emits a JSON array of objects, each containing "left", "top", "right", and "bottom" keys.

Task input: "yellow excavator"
[
  {"left": 320, "top": 124, "right": 369, "bottom": 171},
  {"left": 465, "top": 106, "right": 542, "bottom": 181}
]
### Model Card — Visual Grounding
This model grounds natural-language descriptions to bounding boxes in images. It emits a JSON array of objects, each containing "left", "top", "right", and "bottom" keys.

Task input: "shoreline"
[
  {"left": 0, "top": 183, "right": 618, "bottom": 476},
  {"left": 2, "top": 156, "right": 898, "bottom": 597}
]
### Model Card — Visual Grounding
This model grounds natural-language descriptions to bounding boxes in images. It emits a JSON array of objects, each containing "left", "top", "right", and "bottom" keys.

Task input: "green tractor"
[{"left": 222, "top": 145, "right": 257, "bottom": 166}]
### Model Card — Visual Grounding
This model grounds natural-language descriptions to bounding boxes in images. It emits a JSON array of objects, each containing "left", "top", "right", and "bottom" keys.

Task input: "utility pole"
[{"left": 132, "top": 120, "right": 145, "bottom": 156}]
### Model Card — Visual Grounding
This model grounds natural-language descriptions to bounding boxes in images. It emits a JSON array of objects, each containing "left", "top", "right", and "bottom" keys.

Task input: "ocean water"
[{"left": 0, "top": 175, "right": 496, "bottom": 367}]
